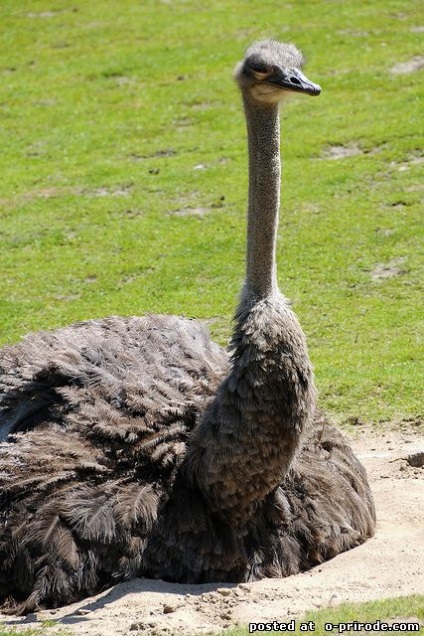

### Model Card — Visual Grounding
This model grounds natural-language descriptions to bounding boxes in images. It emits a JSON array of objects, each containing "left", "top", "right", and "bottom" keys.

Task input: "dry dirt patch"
[
  {"left": 1, "top": 426, "right": 423, "bottom": 636},
  {"left": 321, "top": 144, "right": 362, "bottom": 160},
  {"left": 390, "top": 57, "right": 424, "bottom": 74},
  {"left": 370, "top": 257, "right": 407, "bottom": 280}
]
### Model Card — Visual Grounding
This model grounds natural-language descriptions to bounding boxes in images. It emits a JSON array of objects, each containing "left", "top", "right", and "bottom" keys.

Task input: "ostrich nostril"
[{"left": 289, "top": 76, "right": 302, "bottom": 85}]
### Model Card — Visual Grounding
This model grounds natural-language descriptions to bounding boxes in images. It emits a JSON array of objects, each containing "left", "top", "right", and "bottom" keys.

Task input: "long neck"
[
  {"left": 183, "top": 92, "right": 315, "bottom": 530},
  {"left": 244, "top": 95, "right": 280, "bottom": 298}
]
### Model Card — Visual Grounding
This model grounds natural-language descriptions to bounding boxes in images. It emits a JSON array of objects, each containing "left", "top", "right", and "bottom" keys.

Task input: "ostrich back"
[
  {"left": 0, "top": 314, "right": 228, "bottom": 441},
  {"left": 0, "top": 314, "right": 228, "bottom": 612}
]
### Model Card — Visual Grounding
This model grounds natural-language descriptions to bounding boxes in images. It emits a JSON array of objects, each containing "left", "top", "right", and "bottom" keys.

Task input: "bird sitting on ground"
[{"left": 0, "top": 39, "right": 375, "bottom": 615}]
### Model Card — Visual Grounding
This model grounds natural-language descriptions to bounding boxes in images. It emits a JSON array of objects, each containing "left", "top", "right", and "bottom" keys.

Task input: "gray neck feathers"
[
  {"left": 244, "top": 95, "right": 280, "bottom": 299},
  {"left": 183, "top": 89, "right": 315, "bottom": 528}
]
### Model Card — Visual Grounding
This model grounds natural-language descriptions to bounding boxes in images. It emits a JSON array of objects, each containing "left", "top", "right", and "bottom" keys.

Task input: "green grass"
[
  {"left": 0, "top": 630, "right": 40, "bottom": 636},
  {"left": 219, "top": 595, "right": 424, "bottom": 636},
  {"left": 0, "top": 630, "right": 64, "bottom": 636},
  {"left": 0, "top": 2, "right": 422, "bottom": 425},
  {"left": 0, "top": 620, "right": 67, "bottom": 636}
]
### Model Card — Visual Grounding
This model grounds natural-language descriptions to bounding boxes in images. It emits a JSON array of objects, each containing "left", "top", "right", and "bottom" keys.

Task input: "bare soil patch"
[
  {"left": 171, "top": 206, "right": 210, "bottom": 217},
  {"left": 1, "top": 426, "right": 423, "bottom": 635},
  {"left": 321, "top": 144, "right": 362, "bottom": 160},
  {"left": 370, "top": 257, "right": 407, "bottom": 280},
  {"left": 390, "top": 57, "right": 424, "bottom": 74}
]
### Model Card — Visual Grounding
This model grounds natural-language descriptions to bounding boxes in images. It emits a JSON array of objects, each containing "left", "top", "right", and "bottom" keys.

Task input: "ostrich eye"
[{"left": 250, "top": 62, "right": 270, "bottom": 74}]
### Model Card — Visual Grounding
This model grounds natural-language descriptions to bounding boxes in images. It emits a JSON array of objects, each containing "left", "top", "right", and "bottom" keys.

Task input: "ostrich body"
[{"left": 0, "top": 41, "right": 375, "bottom": 615}]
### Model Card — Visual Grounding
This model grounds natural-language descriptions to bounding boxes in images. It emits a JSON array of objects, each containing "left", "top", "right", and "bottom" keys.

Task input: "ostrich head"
[{"left": 234, "top": 40, "right": 321, "bottom": 104}]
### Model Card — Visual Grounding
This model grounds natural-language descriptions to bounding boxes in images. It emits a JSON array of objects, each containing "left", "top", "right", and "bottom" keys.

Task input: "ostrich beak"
[{"left": 271, "top": 68, "right": 321, "bottom": 96}]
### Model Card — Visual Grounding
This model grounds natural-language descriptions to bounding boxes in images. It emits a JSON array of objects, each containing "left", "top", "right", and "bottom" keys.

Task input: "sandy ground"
[{"left": 1, "top": 424, "right": 423, "bottom": 635}]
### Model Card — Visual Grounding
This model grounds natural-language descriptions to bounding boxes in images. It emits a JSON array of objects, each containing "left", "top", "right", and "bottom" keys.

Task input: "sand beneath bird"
[{"left": 1, "top": 424, "right": 423, "bottom": 636}]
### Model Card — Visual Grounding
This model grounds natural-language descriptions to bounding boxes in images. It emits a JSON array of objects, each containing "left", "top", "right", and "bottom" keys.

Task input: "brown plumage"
[{"left": 0, "top": 40, "right": 375, "bottom": 616}]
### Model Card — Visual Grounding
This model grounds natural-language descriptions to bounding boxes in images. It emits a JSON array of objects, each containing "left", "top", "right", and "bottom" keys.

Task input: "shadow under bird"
[{"left": 0, "top": 40, "right": 375, "bottom": 615}]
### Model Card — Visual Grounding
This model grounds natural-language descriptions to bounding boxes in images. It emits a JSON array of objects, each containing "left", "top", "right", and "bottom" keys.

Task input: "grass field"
[{"left": 0, "top": 0, "right": 422, "bottom": 424}]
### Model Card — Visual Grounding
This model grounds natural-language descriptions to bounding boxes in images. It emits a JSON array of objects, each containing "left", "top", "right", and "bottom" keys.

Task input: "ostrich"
[{"left": 0, "top": 40, "right": 375, "bottom": 615}]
